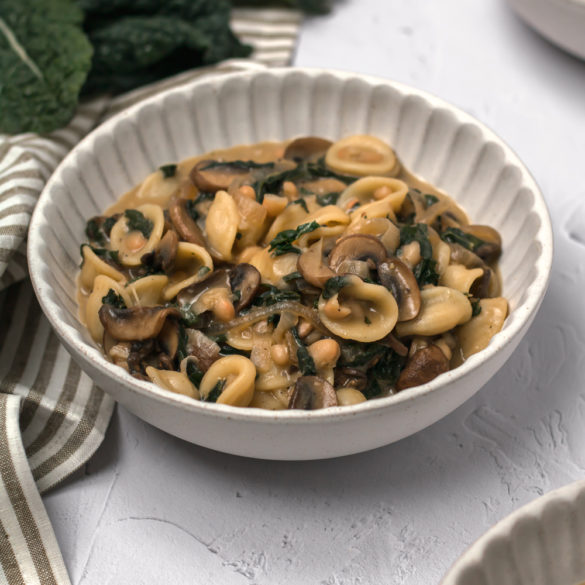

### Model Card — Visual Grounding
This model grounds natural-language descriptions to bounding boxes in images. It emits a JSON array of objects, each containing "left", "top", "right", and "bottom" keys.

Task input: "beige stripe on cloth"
[{"left": 0, "top": 9, "right": 301, "bottom": 585}]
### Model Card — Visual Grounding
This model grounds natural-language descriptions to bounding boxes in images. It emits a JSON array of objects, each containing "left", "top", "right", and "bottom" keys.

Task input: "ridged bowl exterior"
[
  {"left": 441, "top": 480, "right": 585, "bottom": 585},
  {"left": 28, "top": 68, "right": 553, "bottom": 460}
]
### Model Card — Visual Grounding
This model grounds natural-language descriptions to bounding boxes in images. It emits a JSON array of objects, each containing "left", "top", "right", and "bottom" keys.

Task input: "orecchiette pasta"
[{"left": 78, "top": 135, "right": 508, "bottom": 410}]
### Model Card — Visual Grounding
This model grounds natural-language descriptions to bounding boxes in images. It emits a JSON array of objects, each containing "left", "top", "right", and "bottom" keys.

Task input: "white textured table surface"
[{"left": 44, "top": 1, "right": 585, "bottom": 583}]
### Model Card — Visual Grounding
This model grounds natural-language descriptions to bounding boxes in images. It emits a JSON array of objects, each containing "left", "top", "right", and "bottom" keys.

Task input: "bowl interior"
[{"left": 29, "top": 68, "right": 552, "bottom": 419}]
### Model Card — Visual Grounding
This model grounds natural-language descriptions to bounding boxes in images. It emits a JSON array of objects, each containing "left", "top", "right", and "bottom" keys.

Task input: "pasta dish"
[{"left": 77, "top": 135, "right": 508, "bottom": 410}]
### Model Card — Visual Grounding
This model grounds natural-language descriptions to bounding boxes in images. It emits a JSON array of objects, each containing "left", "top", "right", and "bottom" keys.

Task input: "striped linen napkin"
[{"left": 0, "top": 9, "right": 301, "bottom": 584}]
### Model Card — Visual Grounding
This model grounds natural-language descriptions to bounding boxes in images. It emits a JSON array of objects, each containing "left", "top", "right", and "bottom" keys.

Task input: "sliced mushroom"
[
  {"left": 229, "top": 263, "right": 261, "bottom": 312},
  {"left": 334, "top": 367, "right": 367, "bottom": 392},
  {"left": 328, "top": 234, "right": 386, "bottom": 274},
  {"left": 190, "top": 160, "right": 252, "bottom": 192},
  {"left": 158, "top": 319, "right": 179, "bottom": 360},
  {"left": 395, "top": 344, "right": 449, "bottom": 391},
  {"left": 378, "top": 332, "right": 409, "bottom": 357},
  {"left": 176, "top": 268, "right": 229, "bottom": 309},
  {"left": 464, "top": 225, "right": 502, "bottom": 263},
  {"left": 448, "top": 242, "right": 485, "bottom": 270},
  {"left": 99, "top": 305, "right": 180, "bottom": 341},
  {"left": 397, "top": 189, "right": 426, "bottom": 222},
  {"left": 184, "top": 329, "right": 220, "bottom": 371},
  {"left": 156, "top": 229, "right": 178, "bottom": 273},
  {"left": 298, "top": 239, "right": 335, "bottom": 288},
  {"left": 284, "top": 137, "right": 333, "bottom": 161},
  {"left": 377, "top": 258, "right": 421, "bottom": 321},
  {"left": 288, "top": 375, "right": 338, "bottom": 410},
  {"left": 168, "top": 197, "right": 206, "bottom": 247}
]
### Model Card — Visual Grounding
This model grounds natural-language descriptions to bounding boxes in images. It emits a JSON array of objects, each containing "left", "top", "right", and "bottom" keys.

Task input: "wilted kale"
[
  {"left": 80, "top": 0, "right": 252, "bottom": 95},
  {"left": 399, "top": 223, "right": 439, "bottom": 286},
  {"left": 423, "top": 194, "right": 439, "bottom": 208},
  {"left": 85, "top": 215, "right": 118, "bottom": 246},
  {"left": 199, "top": 160, "right": 274, "bottom": 171},
  {"left": 0, "top": 0, "right": 93, "bottom": 134},
  {"left": 253, "top": 158, "right": 354, "bottom": 203},
  {"left": 288, "top": 198, "right": 309, "bottom": 213},
  {"left": 80, "top": 244, "right": 120, "bottom": 265},
  {"left": 322, "top": 276, "right": 349, "bottom": 300},
  {"left": 159, "top": 163, "right": 177, "bottom": 178},
  {"left": 282, "top": 271, "right": 302, "bottom": 283},
  {"left": 470, "top": 297, "right": 482, "bottom": 317},
  {"left": 252, "top": 285, "right": 300, "bottom": 306},
  {"left": 124, "top": 209, "right": 153, "bottom": 238},
  {"left": 268, "top": 221, "right": 320, "bottom": 256},
  {"left": 202, "top": 379, "right": 226, "bottom": 402},
  {"left": 363, "top": 347, "right": 405, "bottom": 399},
  {"left": 291, "top": 327, "right": 317, "bottom": 376},
  {"left": 316, "top": 191, "right": 340, "bottom": 206},
  {"left": 101, "top": 288, "right": 126, "bottom": 309},
  {"left": 441, "top": 227, "right": 486, "bottom": 254},
  {"left": 186, "top": 360, "right": 205, "bottom": 387}
]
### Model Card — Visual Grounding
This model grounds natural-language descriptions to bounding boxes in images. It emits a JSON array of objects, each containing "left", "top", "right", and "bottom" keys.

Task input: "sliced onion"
[{"left": 205, "top": 301, "right": 329, "bottom": 337}]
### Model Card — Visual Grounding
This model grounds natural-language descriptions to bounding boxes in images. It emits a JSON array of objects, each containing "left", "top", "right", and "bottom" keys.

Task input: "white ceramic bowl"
[
  {"left": 28, "top": 68, "right": 553, "bottom": 460},
  {"left": 508, "top": 0, "right": 585, "bottom": 60},
  {"left": 441, "top": 480, "right": 585, "bottom": 585}
]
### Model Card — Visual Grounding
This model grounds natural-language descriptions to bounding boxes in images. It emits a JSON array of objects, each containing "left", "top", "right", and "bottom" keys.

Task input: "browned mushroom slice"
[
  {"left": 184, "top": 329, "right": 220, "bottom": 371},
  {"left": 284, "top": 137, "right": 333, "bottom": 162},
  {"left": 158, "top": 319, "right": 179, "bottom": 360},
  {"left": 395, "top": 344, "right": 449, "bottom": 391},
  {"left": 398, "top": 189, "right": 426, "bottom": 222},
  {"left": 298, "top": 239, "right": 335, "bottom": 288},
  {"left": 448, "top": 242, "right": 485, "bottom": 269},
  {"left": 288, "top": 376, "right": 338, "bottom": 410},
  {"left": 157, "top": 229, "right": 179, "bottom": 273},
  {"left": 229, "top": 263, "right": 261, "bottom": 312},
  {"left": 334, "top": 367, "right": 367, "bottom": 392},
  {"left": 378, "top": 258, "right": 421, "bottom": 321},
  {"left": 378, "top": 332, "right": 409, "bottom": 357},
  {"left": 328, "top": 234, "right": 386, "bottom": 274},
  {"left": 168, "top": 197, "right": 206, "bottom": 247},
  {"left": 99, "top": 305, "right": 180, "bottom": 341},
  {"left": 464, "top": 225, "right": 502, "bottom": 263},
  {"left": 190, "top": 160, "right": 252, "bottom": 192}
]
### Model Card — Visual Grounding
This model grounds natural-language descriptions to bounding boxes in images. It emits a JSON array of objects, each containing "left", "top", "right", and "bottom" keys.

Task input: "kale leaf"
[
  {"left": 159, "top": 163, "right": 177, "bottom": 178},
  {"left": 423, "top": 194, "right": 439, "bottom": 208},
  {"left": 268, "top": 221, "right": 320, "bottom": 256},
  {"left": 470, "top": 297, "right": 482, "bottom": 317},
  {"left": 363, "top": 348, "right": 405, "bottom": 399},
  {"left": 441, "top": 227, "right": 486, "bottom": 253},
  {"left": 252, "top": 285, "right": 301, "bottom": 306},
  {"left": 0, "top": 0, "right": 93, "bottom": 134},
  {"left": 316, "top": 191, "right": 340, "bottom": 206},
  {"left": 81, "top": 244, "right": 120, "bottom": 265},
  {"left": 124, "top": 209, "right": 153, "bottom": 238},
  {"left": 291, "top": 327, "right": 317, "bottom": 376},
  {"left": 202, "top": 379, "right": 226, "bottom": 403},
  {"left": 199, "top": 160, "right": 274, "bottom": 171},
  {"left": 399, "top": 223, "right": 439, "bottom": 286},
  {"left": 186, "top": 360, "right": 205, "bottom": 387},
  {"left": 253, "top": 158, "right": 354, "bottom": 203},
  {"left": 101, "top": 288, "right": 126, "bottom": 309},
  {"left": 81, "top": 0, "right": 251, "bottom": 95},
  {"left": 288, "top": 198, "right": 309, "bottom": 213},
  {"left": 322, "top": 276, "right": 349, "bottom": 300},
  {"left": 85, "top": 215, "right": 117, "bottom": 246},
  {"left": 231, "top": 0, "right": 331, "bottom": 14}
]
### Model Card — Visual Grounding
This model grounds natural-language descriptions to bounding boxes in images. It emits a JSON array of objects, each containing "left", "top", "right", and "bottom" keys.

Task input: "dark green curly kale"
[{"left": 0, "top": 0, "right": 92, "bottom": 134}]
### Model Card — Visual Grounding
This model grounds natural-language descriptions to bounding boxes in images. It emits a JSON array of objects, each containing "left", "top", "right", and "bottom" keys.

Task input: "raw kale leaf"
[
  {"left": 441, "top": 227, "right": 486, "bottom": 254},
  {"left": 81, "top": 0, "right": 251, "bottom": 95},
  {"left": 102, "top": 288, "right": 126, "bottom": 309},
  {"left": 268, "top": 221, "right": 320, "bottom": 256},
  {"left": 159, "top": 163, "right": 177, "bottom": 178},
  {"left": 0, "top": 0, "right": 93, "bottom": 134},
  {"left": 291, "top": 327, "right": 317, "bottom": 376},
  {"left": 231, "top": 0, "right": 331, "bottom": 14},
  {"left": 124, "top": 209, "right": 153, "bottom": 238}
]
